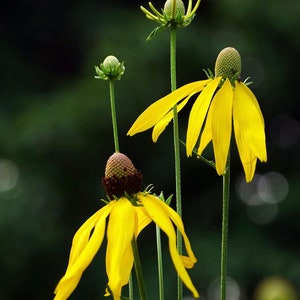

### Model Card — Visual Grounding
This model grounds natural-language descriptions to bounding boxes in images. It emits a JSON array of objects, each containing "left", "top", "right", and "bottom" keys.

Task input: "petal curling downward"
[
  {"left": 140, "top": 194, "right": 199, "bottom": 298},
  {"left": 54, "top": 203, "right": 114, "bottom": 300},
  {"left": 127, "top": 80, "right": 210, "bottom": 137},
  {"left": 106, "top": 198, "right": 135, "bottom": 300},
  {"left": 186, "top": 77, "right": 221, "bottom": 156},
  {"left": 233, "top": 82, "right": 267, "bottom": 163},
  {"left": 211, "top": 78, "right": 233, "bottom": 175}
]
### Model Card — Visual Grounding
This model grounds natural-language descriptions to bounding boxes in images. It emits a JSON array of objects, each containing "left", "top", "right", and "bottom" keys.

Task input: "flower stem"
[
  {"left": 109, "top": 80, "right": 120, "bottom": 152},
  {"left": 179, "top": 139, "right": 216, "bottom": 169},
  {"left": 170, "top": 23, "right": 183, "bottom": 300},
  {"left": 156, "top": 225, "right": 164, "bottom": 300},
  {"left": 170, "top": 25, "right": 177, "bottom": 91},
  {"left": 131, "top": 238, "right": 147, "bottom": 300},
  {"left": 128, "top": 273, "right": 133, "bottom": 299},
  {"left": 220, "top": 154, "right": 230, "bottom": 300},
  {"left": 108, "top": 80, "right": 145, "bottom": 299}
]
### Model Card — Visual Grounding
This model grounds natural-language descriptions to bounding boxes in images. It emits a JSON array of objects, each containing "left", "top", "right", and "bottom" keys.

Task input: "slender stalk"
[
  {"left": 128, "top": 273, "right": 133, "bottom": 300},
  {"left": 131, "top": 238, "right": 147, "bottom": 300},
  {"left": 153, "top": 23, "right": 180, "bottom": 297},
  {"left": 109, "top": 80, "right": 120, "bottom": 152},
  {"left": 170, "top": 23, "right": 183, "bottom": 300},
  {"left": 156, "top": 225, "right": 164, "bottom": 300},
  {"left": 220, "top": 153, "right": 230, "bottom": 300},
  {"left": 109, "top": 80, "right": 146, "bottom": 299},
  {"left": 170, "top": 25, "right": 177, "bottom": 91}
]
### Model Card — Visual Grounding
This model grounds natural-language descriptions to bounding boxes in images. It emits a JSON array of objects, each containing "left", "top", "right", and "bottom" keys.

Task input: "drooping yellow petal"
[
  {"left": 186, "top": 77, "right": 221, "bottom": 156},
  {"left": 233, "top": 82, "right": 267, "bottom": 162},
  {"left": 67, "top": 210, "right": 103, "bottom": 267},
  {"left": 54, "top": 203, "right": 114, "bottom": 300},
  {"left": 127, "top": 80, "right": 210, "bottom": 137},
  {"left": 233, "top": 117, "right": 257, "bottom": 182},
  {"left": 133, "top": 196, "right": 152, "bottom": 237},
  {"left": 106, "top": 197, "right": 135, "bottom": 300},
  {"left": 139, "top": 194, "right": 199, "bottom": 298},
  {"left": 211, "top": 78, "right": 233, "bottom": 176},
  {"left": 145, "top": 194, "right": 197, "bottom": 266},
  {"left": 152, "top": 94, "right": 192, "bottom": 142},
  {"left": 67, "top": 202, "right": 114, "bottom": 267},
  {"left": 181, "top": 255, "right": 196, "bottom": 269},
  {"left": 197, "top": 93, "right": 216, "bottom": 156}
]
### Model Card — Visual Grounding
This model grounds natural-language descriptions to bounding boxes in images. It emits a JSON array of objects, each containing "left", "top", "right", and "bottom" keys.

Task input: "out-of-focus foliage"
[{"left": 0, "top": 0, "right": 299, "bottom": 299}]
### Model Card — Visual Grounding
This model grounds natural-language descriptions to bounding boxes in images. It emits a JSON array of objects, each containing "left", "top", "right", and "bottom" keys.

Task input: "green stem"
[
  {"left": 131, "top": 238, "right": 147, "bottom": 300},
  {"left": 220, "top": 153, "right": 230, "bottom": 300},
  {"left": 179, "top": 139, "right": 216, "bottom": 169},
  {"left": 170, "top": 25, "right": 177, "bottom": 91},
  {"left": 196, "top": 154, "right": 216, "bottom": 169},
  {"left": 109, "top": 80, "right": 120, "bottom": 152},
  {"left": 170, "top": 23, "right": 183, "bottom": 300},
  {"left": 156, "top": 225, "right": 164, "bottom": 300},
  {"left": 128, "top": 273, "right": 133, "bottom": 300}
]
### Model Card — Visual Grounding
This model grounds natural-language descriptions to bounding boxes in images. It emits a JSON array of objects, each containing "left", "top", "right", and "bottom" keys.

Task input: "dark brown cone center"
[{"left": 102, "top": 170, "right": 143, "bottom": 199}]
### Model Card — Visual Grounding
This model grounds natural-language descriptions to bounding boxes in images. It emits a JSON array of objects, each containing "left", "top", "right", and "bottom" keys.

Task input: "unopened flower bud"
[
  {"left": 215, "top": 47, "right": 241, "bottom": 80},
  {"left": 102, "top": 152, "right": 143, "bottom": 199},
  {"left": 164, "top": 0, "right": 185, "bottom": 20},
  {"left": 95, "top": 55, "right": 125, "bottom": 81}
]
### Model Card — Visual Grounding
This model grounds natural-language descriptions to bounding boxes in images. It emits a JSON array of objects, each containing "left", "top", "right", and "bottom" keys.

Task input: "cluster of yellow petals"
[
  {"left": 128, "top": 77, "right": 267, "bottom": 182},
  {"left": 54, "top": 193, "right": 199, "bottom": 300}
]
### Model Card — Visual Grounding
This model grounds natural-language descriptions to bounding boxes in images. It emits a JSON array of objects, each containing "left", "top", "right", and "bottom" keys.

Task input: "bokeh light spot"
[
  {"left": 0, "top": 159, "right": 19, "bottom": 193},
  {"left": 236, "top": 174, "right": 264, "bottom": 206},
  {"left": 247, "top": 202, "right": 278, "bottom": 225},
  {"left": 207, "top": 277, "right": 241, "bottom": 300},
  {"left": 254, "top": 276, "right": 299, "bottom": 300},
  {"left": 236, "top": 171, "right": 288, "bottom": 224},
  {"left": 258, "top": 172, "right": 289, "bottom": 204}
]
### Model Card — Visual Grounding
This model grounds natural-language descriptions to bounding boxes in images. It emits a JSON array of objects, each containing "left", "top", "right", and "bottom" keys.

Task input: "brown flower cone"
[{"left": 102, "top": 152, "right": 143, "bottom": 199}]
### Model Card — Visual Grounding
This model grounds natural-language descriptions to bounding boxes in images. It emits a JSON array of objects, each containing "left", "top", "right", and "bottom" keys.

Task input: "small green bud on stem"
[
  {"left": 164, "top": 0, "right": 185, "bottom": 20},
  {"left": 95, "top": 55, "right": 125, "bottom": 81}
]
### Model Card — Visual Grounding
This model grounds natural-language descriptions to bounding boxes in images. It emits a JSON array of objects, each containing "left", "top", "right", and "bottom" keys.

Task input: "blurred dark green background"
[{"left": 1, "top": 0, "right": 299, "bottom": 299}]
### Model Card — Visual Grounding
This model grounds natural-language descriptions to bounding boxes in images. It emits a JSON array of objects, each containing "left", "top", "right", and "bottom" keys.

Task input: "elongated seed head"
[
  {"left": 102, "top": 152, "right": 142, "bottom": 199},
  {"left": 215, "top": 47, "right": 241, "bottom": 79}
]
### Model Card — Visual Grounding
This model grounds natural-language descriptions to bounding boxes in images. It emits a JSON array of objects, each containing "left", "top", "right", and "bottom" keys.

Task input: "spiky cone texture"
[
  {"left": 102, "top": 152, "right": 143, "bottom": 199},
  {"left": 215, "top": 47, "right": 242, "bottom": 79}
]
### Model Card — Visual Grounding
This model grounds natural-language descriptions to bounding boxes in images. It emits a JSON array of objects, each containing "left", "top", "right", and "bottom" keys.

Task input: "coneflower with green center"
[
  {"left": 54, "top": 152, "right": 199, "bottom": 300},
  {"left": 128, "top": 47, "right": 267, "bottom": 182}
]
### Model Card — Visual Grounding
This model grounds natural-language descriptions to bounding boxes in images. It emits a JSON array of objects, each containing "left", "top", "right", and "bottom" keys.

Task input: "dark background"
[{"left": 0, "top": 0, "right": 299, "bottom": 299}]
